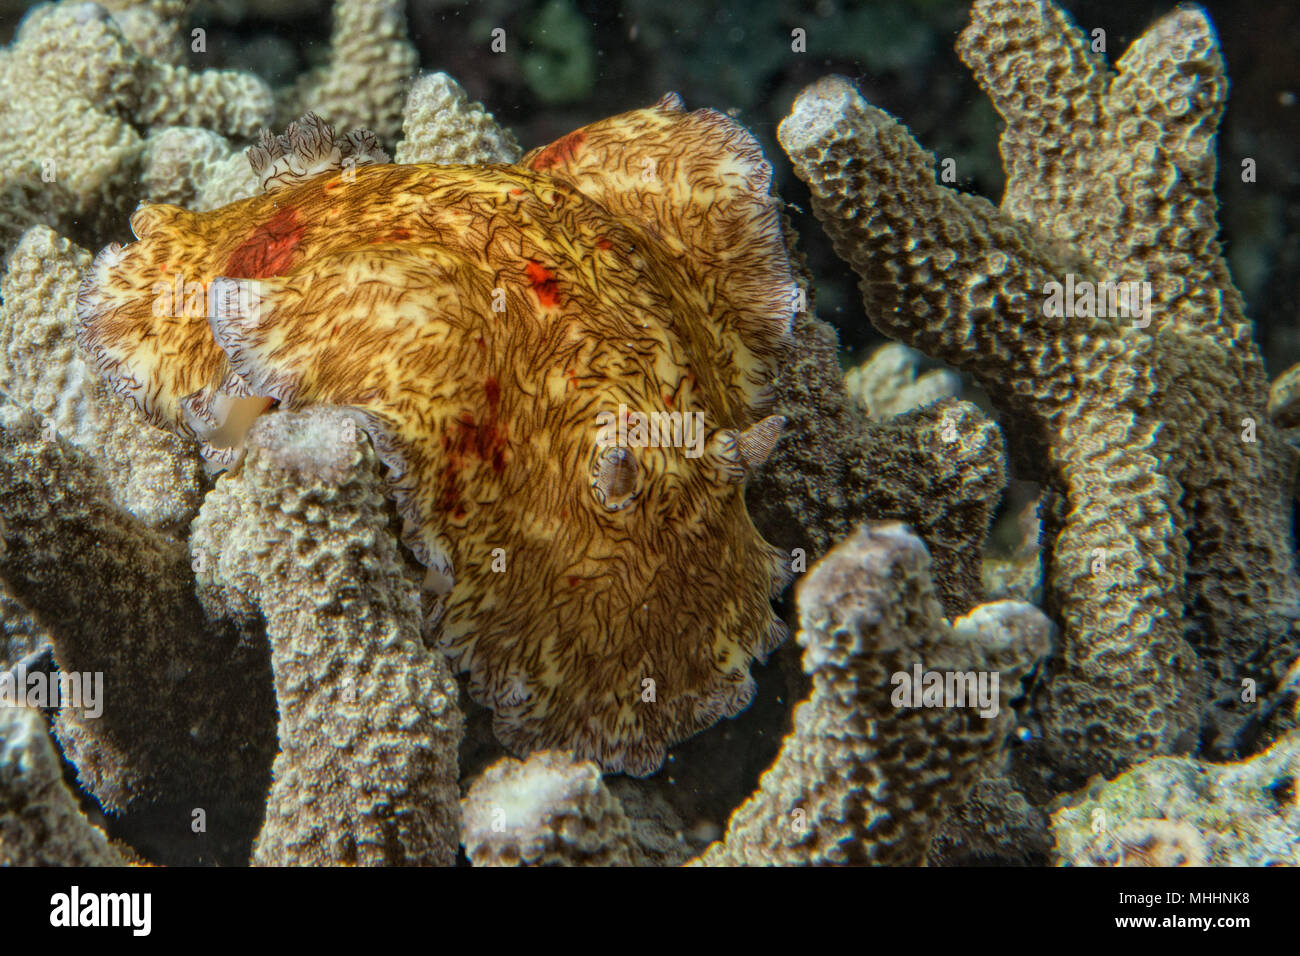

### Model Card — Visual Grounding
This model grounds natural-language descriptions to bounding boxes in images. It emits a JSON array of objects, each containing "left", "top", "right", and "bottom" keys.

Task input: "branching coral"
[
  {"left": 97, "top": 0, "right": 190, "bottom": 64},
  {"left": 1, "top": 596, "right": 49, "bottom": 671},
  {"left": 0, "top": 1, "right": 273, "bottom": 251},
  {"left": 1063, "top": 817, "right": 1206, "bottom": 867},
  {"left": 192, "top": 407, "right": 462, "bottom": 866},
  {"left": 696, "top": 522, "right": 1050, "bottom": 865},
  {"left": 462, "top": 750, "right": 639, "bottom": 866},
  {"left": 0, "top": 222, "right": 206, "bottom": 707},
  {"left": 139, "top": 125, "right": 263, "bottom": 211},
  {"left": 1270, "top": 361, "right": 1300, "bottom": 432},
  {"left": 928, "top": 772, "right": 1051, "bottom": 866},
  {"left": 858, "top": 400, "right": 1007, "bottom": 617},
  {"left": 0, "top": 402, "right": 276, "bottom": 822},
  {"left": 138, "top": 71, "right": 522, "bottom": 217},
  {"left": 279, "top": 0, "right": 417, "bottom": 141},
  {"left": 1, "top": 226, "right": 205, "bottom": 534},
  {"left": 394, "top": 72, "right": 521, "bottom": 166},
  {"left": 3, "top": 0, "right": 1290, "bottom": 870},
  {"left": 778, "top": 0, "right": 1300, "bottom": 777},
  {"left": 0, "top": 397, "right": 466, "bottom": 866},
  {"left": 746, "top": 291, "right": 1008, "bottom": 620},
  {"left": 0, "top": 705, "right": 130, "bottom": 866},
  {"left": 844, "top": 343, "right": 961, "bottom": 421}
]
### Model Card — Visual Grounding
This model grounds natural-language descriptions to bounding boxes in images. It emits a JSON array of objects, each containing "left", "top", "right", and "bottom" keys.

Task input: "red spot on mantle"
[
  {"left": 435, "top": 468, "right": 467, "bottom": 521},
  {"left": 435, "top": 378, "right": 509, "bottom": 515},
  {"left": 224, "top": 206, "right": 304, "bottom": 278},
  {"left": 529, "top": 130, "right": 587, "bottom": 171},
  {"left": 595, "top": 237, "right": 613, "bottom": 250},
  {"left": 525, "top": 260, "right": 560, "bottom": 308}
]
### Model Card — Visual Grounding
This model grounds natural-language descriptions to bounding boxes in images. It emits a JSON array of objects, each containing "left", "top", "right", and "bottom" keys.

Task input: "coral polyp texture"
[
  {"left": 1051, "top": 731, "right": 1300, "bottom": 867},
  {"left": 744, "top": 286, "right": 1009, "bottom": 620},
  {"left": 461, "top": 750, "right": 640, "bottom": 866},
  {"left": 844, "top": 343, "right": 961, "bottom": 423},
  {"left": 193, "top": 408, "right": 463, "bottom": 866},
  {"left": 0, "top": 401, "right": 276, "bottom": 826},
  {"left": 0, "top": 0, "right": 273, "bottom": 251},
  {"left": 696, "top": 522, "right": 1050, "bottom": 865},
  {"left": 77, "top": 97, "right": 797, "bottom": 777},
  {"left": 278, "top": 0, "right": 417, "bottom": 141},
  {"left": 0, "top": 225, "right": 204, "bottom": 534},
  {"left": 1, "top": 705, "right": 130, "bottom": 867},
  {"left": 778, "top": 0, "right": 1300, "bottom": 778},
  {"left": 394, "top": 72, "right": 522, "bottom": 167}
]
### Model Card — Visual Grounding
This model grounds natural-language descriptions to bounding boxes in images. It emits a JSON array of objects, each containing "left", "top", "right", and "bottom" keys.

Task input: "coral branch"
[
  {"left": 1052, "top": 731, "right": 1300, "bottom": 866},
  {"left": 0, "top": 403, "right": 275, "bottom": 817},
  {"left": 0, "top": 706, "right": 131, "bottom": 866},
  {"left": 0, "top": 2, "right": 273, "bottom": 251},
  {"left": 280, "top": 0, "right": 417, "bottom": 140},
  {"left": 192, "top": 407, "right": 462, "bottom": 866},
  {"left": 779, "top": 1, "right": 1299, "bottom": 775},
  {"left": 747, "top": 305, "right": 1008, "bottom": 619},
  {"left": 696, "top": 522, "right": 1049, "bottom": 865},
  {"left": 462, "top": 750, "right": 639, "bottom": 866},
  {"left": 2, "top": 226, "right": 205, "bottom": 534},
  {"left": 395, "top": 72, "right": 521, "bottom": 166}
]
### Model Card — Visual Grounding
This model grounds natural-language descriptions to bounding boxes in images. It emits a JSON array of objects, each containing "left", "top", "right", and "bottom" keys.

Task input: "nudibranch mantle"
[{"left": 77, "top": 99, "right": 798, "bottom": 775}]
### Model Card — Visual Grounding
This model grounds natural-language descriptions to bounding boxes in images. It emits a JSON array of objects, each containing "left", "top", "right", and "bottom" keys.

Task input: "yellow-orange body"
[{"left": 78, "top": 97, "right": 796, "bottom": 773}]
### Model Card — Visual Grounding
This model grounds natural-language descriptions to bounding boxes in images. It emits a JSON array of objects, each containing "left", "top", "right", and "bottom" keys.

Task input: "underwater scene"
[{"left": 0, "top": 0, "right": 1298, "bottom": 880}]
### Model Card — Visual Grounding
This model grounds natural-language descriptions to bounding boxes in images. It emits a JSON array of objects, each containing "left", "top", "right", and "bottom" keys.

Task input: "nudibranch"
[{"left": 77, "top": 100, "right": 798, "bottom": 775}]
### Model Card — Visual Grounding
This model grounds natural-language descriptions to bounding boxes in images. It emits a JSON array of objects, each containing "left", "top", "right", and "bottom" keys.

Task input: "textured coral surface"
[
  {"left": 698, "top": 522, "right": 1049, "bottom": 865},
  {"left": 779, "top": 0, "right": 1300, "bottom": 780},
  {"left": 1052, "top": 731, "right": 1300, "bottom": 867},
  {"left": 462, "top": 750, "right": 639, "bottom": 866},
  {"left": 206, "top": 409, "right": 463, "bottom": 867}
]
